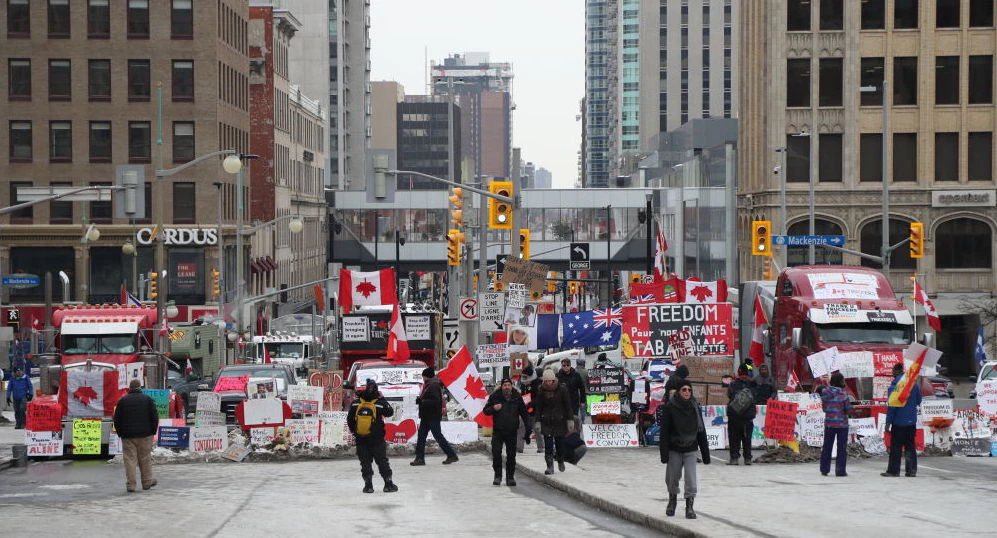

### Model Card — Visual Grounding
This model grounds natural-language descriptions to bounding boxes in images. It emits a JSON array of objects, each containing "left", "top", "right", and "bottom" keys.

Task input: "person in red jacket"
[{"left": 113, "top": 379, "right": 159, "bottom": 492}]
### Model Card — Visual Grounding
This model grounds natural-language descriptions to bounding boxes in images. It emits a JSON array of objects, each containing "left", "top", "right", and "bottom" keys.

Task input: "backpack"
[
  {"left": 729, "top": 386, "right": 756, "bottom": 417},
  {"left": 354, "top": 397, "right": 378, "bottom": 437}
]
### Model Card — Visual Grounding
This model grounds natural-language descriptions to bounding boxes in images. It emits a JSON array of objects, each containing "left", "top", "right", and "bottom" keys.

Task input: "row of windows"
[
  {"left": 782, "top": 131, "right": 994, "bottom": 183},
  {"left": 6, "top": 58, "right": 195, "bottom": 102},
  {"left": 787, "top": 55, "right": 994, "bottom": 107},
  {"left": 5, "top": 0, "right": 193, "bottom": 39},
  {"left": 788, "top": 0, "right": 995, "bottom": 31},
  {"left": 7, "top": 120, "right": 197, "bottom": 163},
  {"left": 219, "top": 61, "right": 247, "bottom": 111}
]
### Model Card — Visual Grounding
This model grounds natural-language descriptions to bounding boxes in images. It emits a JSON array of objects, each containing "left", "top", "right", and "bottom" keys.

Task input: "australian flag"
[
  {"left": 975, "top": 325, "right": 989, "bottom": 368},
  {"left": 560, "top": 309, "right": 622, "bottom": 347}
]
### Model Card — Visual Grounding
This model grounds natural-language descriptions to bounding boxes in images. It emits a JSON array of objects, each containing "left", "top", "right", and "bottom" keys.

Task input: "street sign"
[
  {"left": 772, "top": 235, "right": 846, "bottom": 247},
  {"left": 459, "top": 297, "right": 478, "bottom": 321},
  {"left": 16, "top": 186, "right": 116, "bottom": 202},
  {"left": 478, "top": 292, "right": 504, "bottom": 326},
  {"left": 495, "top": 254, "right": 508, "bottom": 279},
  {"left": 2, "top": 274, "right": 40, "bottom": 288},
  {"left": 569, "top": 242, "right": 591, "bottom": 270}
]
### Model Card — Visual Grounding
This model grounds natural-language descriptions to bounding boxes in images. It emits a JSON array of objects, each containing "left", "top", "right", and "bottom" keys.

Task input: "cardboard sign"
[
  {"left": 250, "top": 427, "right": 275, "bottom": 446},
  {"left": 308, "top": 369, "right": 344, "bottom": 412},
  {"left": 500, "top": 256, "right": 550, "bottom": 293},
  {"left": 581, "top": 424, "right": 640, "bottom": 447},
  {"left": 667, "top": 330, "right": 695, "bottom": 359},
  {"left": 591, "top": 400, "right": 622, "bottom": 415},
  {"left": 72, "top": 419, "right": 103, "bottom": 455},
  {"left": 840, "top": 351, "right": 874, "bottom": 378},
  {"left": 195, "top": 410, "right": 225, "bottom": 427},
  {"left": 682, "top": 356, "right": 733, "bottom": 379},
  {"left": 976, "top": 380, "right": 997, "bottom": 417},
  {"left": 240, "top": 398, "right": 286, "bottom": 428},
  {"left": 142, "top": 389, "right": 172, "bottom": 418},
  {"left": 704, "top": 426, "right": 727, "bottom": 450},
  {"left": 764, "top": 400, "right": 798, "bottom": 442},
  {"left": 220, "top": 444, "right": 251, "bottom": 462},
  {"left": 288, "top": 385, "right": 323, "bottom": 415},
  {"left": 622, "top": 303, "right": 735, "bottom": 357},
  {"left": 286, "top": 418, "right": 320, "bottom": 445},
  {"left": 586, "top": 367, "right": 627, "bottom": 394},
  {"left": 317, "top": 411, "right": 352, "bottom": 447},
  {"left": 190, "top": 426, "right": 228, "bottom": 453},
  {"left": 156, "top": 426, "right": 191, "bottom": 448},
  {"left": 476, "top": 343, "right": 510, "bottom": 367},
  {"left": 26, "top": 401, "right": 63, "bottom": 432},
  {"left": 196, "top": 392, "right": 221, "bottom": 413},
  {"left": 25, "top": 430, "right": 64, "bottom": 456}
]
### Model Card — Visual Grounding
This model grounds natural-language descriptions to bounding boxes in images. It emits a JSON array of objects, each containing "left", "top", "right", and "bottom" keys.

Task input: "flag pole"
[{"left": 909, "top": 273, "right": 918, "bottom": 337}]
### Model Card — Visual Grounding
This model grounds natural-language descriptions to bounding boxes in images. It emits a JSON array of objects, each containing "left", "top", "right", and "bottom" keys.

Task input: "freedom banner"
[{"left": 622, "top": 303, "right": 735, "bottom": 358}]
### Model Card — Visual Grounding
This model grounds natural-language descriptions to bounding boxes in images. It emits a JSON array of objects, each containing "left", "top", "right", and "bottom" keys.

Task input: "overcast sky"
[{"left": 369, "top": 0, "right": 584, "bottom": 189}]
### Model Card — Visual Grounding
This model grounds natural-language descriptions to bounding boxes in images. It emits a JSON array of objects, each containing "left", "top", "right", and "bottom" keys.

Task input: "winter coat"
[
  {"left": 726, "top": 376, "right": 758, "bottom": 420},
  {"left": 534, "top": 382, "right": 572, "bottom": 437},
  {"left": 753, "top": 373, "right": 777, "bottom": 404},
  {"left": 5, "top": 374, "right": 33, "bottom": 401},
  {"left": 556, "top": 367, "right": 586, "bottom": 410},
  {"left": 483, "top": 388, "right": 531, "bottom": 436},
  {"left": 417, "top": 377, "right": 444, "bottom": 422},
  {"left": 347, "top": 389, "right": 394, "bottom": 440},
  {"left": 112, "top": 389, "right": 160, "bottom": 439},
  {"left": 819, "top": 385, "right": 853, "bottom": 428},
  {"left": 885, "top": 375, "right": 922, "bottom": 427},
  {"left": 658, "top": 392, "right": 711, "bottom": 463}
]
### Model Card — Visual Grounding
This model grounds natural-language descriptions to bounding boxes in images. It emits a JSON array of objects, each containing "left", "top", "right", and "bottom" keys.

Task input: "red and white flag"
[
  {"left": 684, "top": 279, "right": 728, "bottom": 304},
  {"left": 653, "top": 222, "right": 668, "bottom": 282},
  {"left": 912, "top": 278, "right": 941, "bottom": 332},
  {"left": 386, "top": 304, "right": 410, "bottom": 364},
  {"left": 159, "top": 317, "right": 170, "bottom": 337},
  {"left": 338, "top": 268, "right": 398, "bottom": 311},
  {"left": 748, "top": 296, "right": 767, "bottom": 364},
  {"left": 262, "top": 345, "right": 272, "bottom": 364},
  {"left": 437, "top": 346, "right": 493, "bottom": 428},
  {"left": 785, "top": 370, "right": 800, "bottom": 393},
  {"left": 185, "top": 358, "right": 194, "bottom": 375},
  {"left": 59, "top": 369, "right": 125, "bottom": 417}
]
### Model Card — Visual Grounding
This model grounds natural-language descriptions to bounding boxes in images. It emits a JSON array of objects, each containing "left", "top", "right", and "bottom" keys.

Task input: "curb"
[
  {"left": 0, "top": 456, "right": 12, "bottom": 472},
  {"left": 515, "top": 461, "right": 709, "bottom": 538}
]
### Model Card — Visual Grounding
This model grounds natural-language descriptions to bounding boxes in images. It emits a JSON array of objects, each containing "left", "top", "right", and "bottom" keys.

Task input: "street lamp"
[
  {"left": 861, "top": 79, "right": 890, "bottom": 271},
  {"left": 221, "top": 153, "right": 258, "bottom": 339},
  {"left": 83, "top": 223, "right": 100, "bottom": 243},
  {"left": 774, "top": 147, "right": 788, "bottom": 267}
]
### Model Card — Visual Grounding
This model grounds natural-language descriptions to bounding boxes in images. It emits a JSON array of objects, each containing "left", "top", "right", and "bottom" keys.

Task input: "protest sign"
[
  {"left": 976, "top": 380, "right": 997, "bottom": 417},
  {"left": 849, "top": 417, "right": 877, "bottom": 437},
  {"left": 317, "top": 411, "right": 352, "bottom": 447},
  {"left": 116, "top": 362, "right": 144, "bottom": 389},
  {"left": 952, "top": 437, "right": 991, "bottom": 456},
  {"left": 764, "top": 400, "right": 798, "bottom": 442},
  {"left": 250, "top": 427, "right": 275, "bottom": 446},
  {"left": 801, "top": 411, "right": 826, "bottom": 446},
  {"left": 220, "top": 444, "right": 251, "bottom": 462},
  {"left": 705, "top": 426, "right": 727, "bottom": 450},
  {"left": 440, "top": 421, "right": 479, "bottom": 444},
  {"left": 591, "top": 400, "right": 622, "bottom": 416},
  {"left": 142, "top": 389, "right": 172, "bottom": 418},
  {"left": 288, "top": 385, "right": 324, "bottom": 415},
  {"left": 196, "top": 392, "right": 221, "bottom": 413},
  {"left": 872, "top": 376, "right": 892, "bottom": 402},
  {"left": 308, "top": 369, "right": 344, "bottom": 411},
  {"left": 840, "top": 351, "right": 874, "bottom": 378},
  {"left": 778, "top": 392, "right": 822, "bottom": 414},
  {"left": 72, "top": 419, "right": 102, "bottom": 455},
  {"left": 286, "top": 418, "right": 320, "bottom": 444},
  {"left": 919, "top": 400, "right": 954, "bottom": 426},
  {"left": 384, "top": 419, "right": 419, "bottom": 444},
  {"left": 240, "top": 398, "right": 285, "bottom": 428},
  {"left": 157, "top": 426, "right": 191, "bottom": 448},
  {"left": 667, "top": 330, "right": 695, "bottom": 359},
  {"left": 500, "top": 257, "right": 550, "bottom": 293},
  {"left": 25, "top": 430, "right": 63, "bottom": 456},
  {"left": 586, "top": 367, "right": 627, "bottom": 394},
  {"left": 213, "top": 375, "right": 248, "bottom": 393},
  {"left": 751, "top": 406, "right": 768, "bottom": 447},
  {"left": 26, "top": 400, "right": 62, "bottom": 431},
  {"left": 873, "top": 351, "right": 904, "bottom": 376},
  {"left": 506, "top": 284, "right": 528, "bottom": 310},
  {"left": 622, "top": 303, "right": 735, "bottom": 358},
  {"left": 582, "top": 424, "right": 640, "bottom": 447},
  {"left": 108, "top": 432, "right": 121, "bottom": 455},
  {"left": 806, "top": 347, "right": 838, "bottom": 379},
  {"left": 860, "top": 434, "right": 887, "bottom": 455},
  {"left": 195, "top": 410, "right": 225, "bottom": 427},
  {"left": 476, "top": 343, "right": 509, "bottom": 367},
  {"left": 190, "top": 426, "right": 228, "bottom": 453}
]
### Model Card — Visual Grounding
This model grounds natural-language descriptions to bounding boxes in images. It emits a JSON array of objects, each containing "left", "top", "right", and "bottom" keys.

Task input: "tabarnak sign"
[{"left": 136, "top": 227, "right": 218, "bottom": 246}]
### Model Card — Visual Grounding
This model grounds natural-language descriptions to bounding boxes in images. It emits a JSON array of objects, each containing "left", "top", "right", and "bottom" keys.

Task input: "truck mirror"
[
  {"left": 791, "top": 327, "right": 802, "bottom": 351},
  {"left": 920, "top": 333, "right": 935, "bottom": 348},
  {"left": 342, "top": 381, "right": 354, "bottom": 390}
]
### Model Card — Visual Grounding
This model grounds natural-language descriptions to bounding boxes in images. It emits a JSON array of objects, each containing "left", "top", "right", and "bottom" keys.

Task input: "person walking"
[
  {"left": 411, "top": 367, "right": 459, "bottom": 466},
  {"left": 882, "top": 363, "right": 922, "bottom": 478},
  {"left": 5, "top": 367, "right": 33, "bottom": 429},
  {"left": 483, "top": 378, "right": 531, "bottom": 486},
  {"left": 726, "top": 364, "right": 758, "bottom": 465},
  {"left": 112, "top": 379, "right": 159, "bottom": 492},
  {"left": 818, "top": 372, "right": 853, "bottom": 477},
  {"left": 556, "top": 358, "right": 587, "bottom": 431},
  {"left": 659, "top": 379, "right": 711, "bottom": 519},
  {"left": 522, "top": 364, "right": 545, "bottom": 454},
  {"left": 535, "top": 368, "right": 573, "bottom": 475},
  {"left": 347, "top": 379, "right": 398, "bottom": 493}
]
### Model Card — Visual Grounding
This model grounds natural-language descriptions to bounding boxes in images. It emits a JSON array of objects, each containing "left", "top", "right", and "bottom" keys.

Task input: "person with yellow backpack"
[{"left": 347, "top": 379, "right": 398, "bottom": 493}]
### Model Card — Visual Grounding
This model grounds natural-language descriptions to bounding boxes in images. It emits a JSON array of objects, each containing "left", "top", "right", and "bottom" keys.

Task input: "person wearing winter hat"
[
  {"left": 412, "top": 366, "right": 459, "bottom": 466},
  {"left": 664, "top": 364, "right": 690, "bottom": 398},
  {"left": 483, "top": 377, "right": 531, "bottom": 486},
  {"left": 659, "top": 379, "right": 711, "bottom": 519},
  {"left": 535, "top": 368, "right": 573, "bottom": 474},
  {"left": 346, "top": 379, "right": 397, "bottom": 493}
]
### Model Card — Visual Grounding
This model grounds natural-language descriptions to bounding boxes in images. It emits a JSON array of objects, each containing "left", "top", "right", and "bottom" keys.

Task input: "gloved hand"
[
  {"left": 702, "top": 453, "right": 711, "bottom": 465},
  {"left": 660, "top": 454, "right": 668, "bottom": 464},
  {"left": 5, "top": 398, "right": 10, "bottom": 405}
]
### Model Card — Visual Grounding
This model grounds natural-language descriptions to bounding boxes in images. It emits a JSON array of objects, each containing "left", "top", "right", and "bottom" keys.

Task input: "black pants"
[
  {"left": 728, "top": 415, "right": 753, "bottom": 461},
  {"left": 415, "top": 419, "right": 457, "bottom": 459},
  {"left": 543, "top": 434, "right": 566, "bottom": 462},
  {"left": 12, "top": 398, "right": 27, "bottom": 429},
  {"left": 491, "top": 431, "right": 518, "bottom": 478},
  {"left": 356, "top": 437, "right": 392, "bottom": 482},
  {"left": 887, "top": 424, "right": 917, "bottom": 476}
]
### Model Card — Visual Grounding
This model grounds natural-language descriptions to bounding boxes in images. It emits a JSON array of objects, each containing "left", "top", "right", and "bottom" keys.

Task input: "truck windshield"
[
  {"left": 262, "top": 343, "right": 305, "bottom": 358},
  {"left": 817, "top": 323, "right": 912, "bottom": 345},
  {"left": 62, "top": 334, "right": 136, "bottom": 354}
]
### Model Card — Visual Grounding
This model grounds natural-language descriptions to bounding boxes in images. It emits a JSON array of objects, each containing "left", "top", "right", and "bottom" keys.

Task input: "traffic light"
[
  {"left": 449, "top": 187, "right": 464, "bottom": 228},
  {"left": 630, "top": 274, "right": 642, "bottom": 284},
  {"left": 568, "top": 281, "right": 578, "bottom": 295},
  {"left": 751, "top": 220, "right": 772, "bottom": 257},
  {"left": 148, "top": 272, "right": 159, "bottom": 300},
  {"left": 494, "top": 280, "right": 505, "bottom": 292},
  {"left": 447, "top": 229, "right": 463, "bottom": 266},
  {"left": 530, "top": 290, "right": 543, "bottom": 300},
  {"left": 762, "top": 257, "right": 774, "bottom": 280},
  {"left": 909, "top": 222, "right": 924, "bottom": 259},
  {"left": 211, "top": 268, "right": 220, "bottom": 297},
  {"left": 488, "top": 181, "right": 514, "bottom": 229},
  {"left": 519, "top": 228, "right": 530, "bottom": 259},
  {"left": 547, "top": 271, "right": 558, "bottom": 293}
]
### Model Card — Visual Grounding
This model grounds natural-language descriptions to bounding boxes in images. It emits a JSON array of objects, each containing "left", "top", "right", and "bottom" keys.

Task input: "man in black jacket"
[
  {"left": 726, "top": 364, "right": 758, "bottom": 466},
  {"left": 347, "top": 379, "right": 397, "bottom": 493},
  {"left": 411, "top": 367, "right": 458, "bottom": 466},
  {"left": 483, "top": 378, "right": 531, "bottom": 486},
  {"left": 113, "top": 379, "right": 159, "bottom": 492},
  {"left": 556, "top": 358, "right": 586, "bottom": 431}
]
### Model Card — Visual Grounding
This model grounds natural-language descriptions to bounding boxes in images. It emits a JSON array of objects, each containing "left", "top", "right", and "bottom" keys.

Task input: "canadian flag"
[
  {"left": 653, "top": 222, "right": 668, "bottom": 282},
  {"left": 437, "top": 346, "right": 493, "bottom": 428},
  {"left": 785, "top": 370, "right": 800, "bottom": 393},
  {"left": 386, "top": 304, "right": 410, "bottom": 364},
  {"left": 912, "top": 279, "right": 942, "bottom": 332},
  {"left": 338, "top": 268, "right": 398, "bottom": 311},
  {"left": 748, "top": 296, "right": 767, "bottom": 364},
  {"left": 185, "top": 358, "right": 194, "bottom": 375},
  {"left": 684, "top": 279, "right": 728, "bottom": 304},
  {"left": 59, "top": 369, "right": 126, "bottom": 417}
]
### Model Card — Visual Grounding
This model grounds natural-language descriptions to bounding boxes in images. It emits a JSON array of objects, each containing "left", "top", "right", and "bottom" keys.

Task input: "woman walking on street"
[
  {"left": 534, "top": 368, "right": 573, "bottom": 475},
  {"left": 659, "top": 379, "right": 711, "bottom": 519}
]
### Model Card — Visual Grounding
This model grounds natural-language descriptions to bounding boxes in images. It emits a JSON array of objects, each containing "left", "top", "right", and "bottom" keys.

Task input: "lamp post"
[
  {"left": 774, "top": 146, "right": 788, "bottom": 267},
  {"left": 643, "top": 193, "right": 653, "bottom": 275},
  {"left": 222, "top": 153, "right": 257, "bottom": 338},
  {"left": 213, "top": 181, "right": 225, "bottom": 305},
  {"left": 395, "top": 230, "right": 406, "bottom": 296},
  {"left": 861, "top": 78, "right": 890, "bottom": 271},
  {"left": 605, "top": 205, "right": 612, "bottom": 307},
  {"left": 790, "top": 129, "right": 816, "bottom": 264}
]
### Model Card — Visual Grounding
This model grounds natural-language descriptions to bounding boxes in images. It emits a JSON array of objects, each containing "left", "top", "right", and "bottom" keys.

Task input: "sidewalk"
[
  {"left": 0, "top": 410, "right": 21, "bottom": 470},
  {"left": 515, "top": 445, "right": 997, "bottom": 538}
]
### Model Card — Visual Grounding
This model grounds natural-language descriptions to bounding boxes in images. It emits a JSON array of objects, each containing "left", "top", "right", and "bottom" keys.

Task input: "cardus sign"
[{"left": 136, "top": 227, "right": 218, "bottom": 246}]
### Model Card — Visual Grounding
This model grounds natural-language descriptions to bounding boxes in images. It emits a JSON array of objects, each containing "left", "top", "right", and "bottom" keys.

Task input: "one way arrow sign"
[{"left": 570, "top": 242, "right": 590, "bottom": 270}]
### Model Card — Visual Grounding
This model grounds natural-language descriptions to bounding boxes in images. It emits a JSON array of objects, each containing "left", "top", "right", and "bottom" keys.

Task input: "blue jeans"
[
  {"left": 819, "top": 426, "right": 848, "bottom": 475},
  {"left": 415, "top": 419, "right": 456, "bottom": 459}
]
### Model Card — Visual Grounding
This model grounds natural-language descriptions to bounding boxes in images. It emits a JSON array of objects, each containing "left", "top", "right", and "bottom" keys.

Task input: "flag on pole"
[
  {"left": 912, "top": 278, "right": 942, "bottom": 331},
  {"left": 386, "top": 304, "right": 410, "bottom": 364},
  {"left": 888, "top": 343, "right": 942, "bottom": 407},
  {"left": 437, "top": 346, "right": 493, "bottom": 428},
  {"left": 975, "top": 325, "right": 989, "bottom": 369},
  {"left": 185, "top": 358, "right": 194, "bottom": 375},
  {"left": 338, "top": 268, "right": 398, "bottom": 310},
  {"left": 748, "top": 296, "right": 767, "bottom": 364},
  {"left": 653, "top": 220, "right": 668, "bottom": 282},
  {"left": 785, "top": 370, "right": 799, "bottom": 393}
]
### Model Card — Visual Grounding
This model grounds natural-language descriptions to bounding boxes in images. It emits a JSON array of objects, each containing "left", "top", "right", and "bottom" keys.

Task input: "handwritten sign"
[
  {"left": 213, "top": 375, "right": 249, "bottom": 393},
  {"left": 860, "top": 434, "right": 887, "bottom": 455},
  {"left": 25, "top": 430, "right": 64, "bottom": 456},
  {"left": 318, "top": 411, "right": 352, "bottom": 447},
  {"left": 190, "top": 426, "right": 228, "bottom": 453},
  {"left": 142, "top": 389, "right": 172, "bottom": 418},
  {"left": 404, "top": 315, "right": 431, "bottom": 341},
  {"left": 506, "top": 283, "right": 527, "bottom": 309},
  {"left": 801, "top": 411, "right": 826, "bottom": 446},
  {"left": 288, "top": 385, "right": 323, "bottom": 415},
  {"left": 196, "top": 392, "right": 221, "bottom": 413},
  {"left": 848, "top": 417, "right": 878, "bottom": 437},
  {"left": 195, "top": 410, "right": 225, "bottom": 427},
  {"left": 763, "top": 400, "right": 798, "bottom": 442},
  {"left": 26, "top": 401, "right": 63, "bottom": 431},
  {"left": 250, "top": 427, "right": 275, "bottom": 446},
  {"left": 840, "top": 351, "right": 874, "bottom": 378},
  {"left": 220, "top": 444, "right": 251, "bottom": 462},
  {"left": 591, "top": 400, "right": 622, "bottom": 415},
  {"left": 919, "top": 400, "right": 954, "bottom": 426},
  {"left": 286, "top": 418, "right": 320, "bottom": 444},
  {"left": 500, "top": 257, "right": 550, "bottom": 293},
  {"left": 108, "top": 432, "right": 122, "bottom": 455},
  {"left": 157, "top": 426, "right": 191, "bottom": 448},
  {"left": 341, "top": 317, "right": 369, "bottom": 342},
  {"left": 116, "top": 363, "right": 144, "bottom": 389},
  {"left": 308, "top": 369, "right": 344, "bottom": 411},
  {"left": 976, "top": 380, "right": 997, "bottom": 417},
  {"left": 872, "top": 376, "right": 892, "bottom": 402},
  {"left": 667, "top": 330, "right": 695, "bottom": 359},
  {"left": 581, "top": 424, "right": 640, "bottom": 447},
  {"left": 806, "top": 347, "right": 838, "bottom": 378},
  {"left": 72, "top": 419, "right": 103, "bottom": 455},
  {"left": 476, "top": 343, "right": 509, "bottom": 367}
]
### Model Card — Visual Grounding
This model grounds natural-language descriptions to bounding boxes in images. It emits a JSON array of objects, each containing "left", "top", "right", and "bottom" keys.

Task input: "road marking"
[
  {"left": 0, "top": 493, "right": 47, "bottom": 498},
  {"left": 39, "top": 484, "right": 91, "bottom": 490},
  {"left": 917, "top": 464, "right": 954, "bottom": 474}
]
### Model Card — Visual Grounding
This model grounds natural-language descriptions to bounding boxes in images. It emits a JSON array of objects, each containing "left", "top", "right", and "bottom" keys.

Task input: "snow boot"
[
  {"left": 383, "top": 479, "right": 398, "bottom": 493},
  {"left": 362, "top": 479, "right": 374, "bottom": 494},
  {"left": 493, "top": 474, "right": 502, "bottom": 486},
  {"left": 544, "top": 456, "right": 555, "bottom": 475},
  {"left": 685, "top": 497, "right": 697, "bottom": 519},
  {"left": 666, "top": 494, "right": 678, "bottom": 517},
  {"left": 557, "top": 459, "right": 566, "bottom": 472}
]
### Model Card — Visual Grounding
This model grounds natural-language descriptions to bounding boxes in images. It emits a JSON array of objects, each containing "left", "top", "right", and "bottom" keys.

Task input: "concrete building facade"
[{"left": 329, "top": 0, "right": 370, "bottom": 191}]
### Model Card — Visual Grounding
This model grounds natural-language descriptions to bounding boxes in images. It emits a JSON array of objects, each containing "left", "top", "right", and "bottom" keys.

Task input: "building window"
[
  {"left": 89, "top": 182, "right": 112, "bottom": 223},
  {"left": 820, "top": 0, "right": 844, "bottom": 30},
  {"left": 173, "top": 182, "right": 196, "bottom": 224},
  {"left": 935, "top": 56, "right": 960, "bottom": 104},
  {"left": 129, "top": 121, "right": 151, "bottom": 163},
  {"left": 48, "top": 0, "right": 70, "bottom": 37},
  {"left": 819, "top": 134, "right": 843, "bottom": 182},
  {"left": 137, "top": 183, "right": 152, "bottom": 224},
  {"left": 172, "top": 0, "right": 193, "bottom": 38},
  {"left": 936, "top": 218, "right": 992, "bottom": 269},
  {"left": 8, "top": 59, "right": 31, "bottom": 100},
  {"left": 7, "top": 0, "right": 30, "bottom": 37},
  {"left": 787, "top": 0, "right": 811, "bottom": 31},
  {"left": 860, "top": 219, "right": 917, "bottom": 270},
  {"left": 936, "top": 0, "right": 960, "bottom": 28},
  {"left": 860, "top": 133, "right": 883, "bottom": 182},
  {"left": 893, "top": 133, "right": 917, "bottom": 181},
  {"left": 48, "top": 60, "right": 71, "bottom": 101},
  {"left": 860, "top": 57, "right": 885, "bottom": 105},
  {"left": 127, "top": 0, "right": 150, "bottom": 38},
  {"left": 88, "top": 59, "right": 111, "bottom": 101},
  {"left": 8, "top": 181, "right": 32, "bottom": 223},
  {"left": 861, "top": 0, "right": 886, "bottom": 29},
  {"left": 128, "top": 60, "right": 151, "bottom": 101},
  {"left": 934, "top": 133, "right": 959, "bottom": 181},
  {"left": 787, "top": 59, "right": 811, "bottom": 107},
  {"left": 172, "top": 60, "right": 194, "bottom": 101},
  {"left": 49, "top": 121, "right": 72, "bottom": 162},
  {"left": 895, "top": 0, "right": 919, "bottom": 29},
  {"left": 87, "top": 0, "right": 110, "bottom": 37},
  {"left": 819, "top": 58, "right": 843, "bottom": 107},
  {"left": 970, "top": 0, "right": 994, "bottom": 26},
  {"left": 173, "top": 122, "right": 194, "bottom": 163},
  {"left": 786, "top": 134, "right": 811, "bottom": 183},
  {"left": 89, "top": 121, "right": 111, "bottom": 162},
  {"left": 9, "top": 121, "right": 32, "bottom": 161},
  {"left": 50, "top": 181, "right": 73, "bottom": 223},
  {"left": 968, "top": 55, "right": 993, "bottom": 104},
  {"left": 893, "top": 57, "right": 918, "bottom": 105},
  {"left": 968, "top": 132, "right": 993, "bottom": 181}
]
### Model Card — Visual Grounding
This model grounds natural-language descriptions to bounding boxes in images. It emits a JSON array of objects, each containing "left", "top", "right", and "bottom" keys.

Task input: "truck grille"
[{"left": 222, "top": 400, "right": 241, "bottom": 424}]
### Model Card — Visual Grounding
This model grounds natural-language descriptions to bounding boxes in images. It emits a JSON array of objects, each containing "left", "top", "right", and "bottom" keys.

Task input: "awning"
[
  {"left": 264, "top": 256, "right": 277, "bottom": 271},
  {"left": 60, "top": 314, "right": 146, "bottom": 335},
  {"left": 250, "top": 259, "right": 263, "bottom": 274}
]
